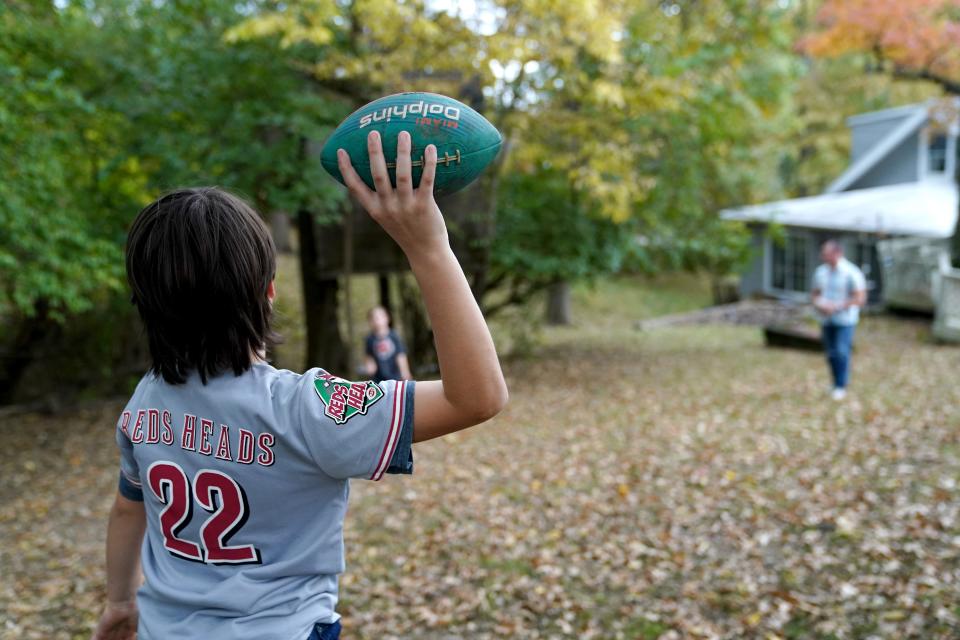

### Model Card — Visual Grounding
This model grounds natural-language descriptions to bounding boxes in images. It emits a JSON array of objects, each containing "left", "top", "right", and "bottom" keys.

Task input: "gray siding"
[
  {"left": 744, "top": 226, "right": 886, "bottom": 302},
  {"left": 850, "top": 118, "right": 909, "bottom": 163},
  {"left": 847, "top": 132, "right": 919, "bottom": 190}
]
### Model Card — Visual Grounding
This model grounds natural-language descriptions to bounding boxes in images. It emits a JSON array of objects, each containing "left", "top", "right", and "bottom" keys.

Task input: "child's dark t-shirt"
[{"left": 365, "top": 330, "right": 405, "bottom": 382}]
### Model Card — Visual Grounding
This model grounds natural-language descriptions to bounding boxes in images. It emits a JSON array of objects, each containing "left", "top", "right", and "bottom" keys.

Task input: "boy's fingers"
[
  {"left": 367, "top": 131, "right": 393, "bottom": 194},
  {"left": 419, "top": 144, "right": 437, "bottom": 195},
  {"left": 395, "top": 131, "right": 413, "bottom": 197},
  {"left": 337, "top": 149, "right": 378, "bottom": 213}
]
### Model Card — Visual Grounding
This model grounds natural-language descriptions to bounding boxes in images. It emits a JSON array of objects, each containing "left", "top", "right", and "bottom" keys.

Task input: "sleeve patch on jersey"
[{"left": 313, "top": 370, "right": 385, "bottom": 425}]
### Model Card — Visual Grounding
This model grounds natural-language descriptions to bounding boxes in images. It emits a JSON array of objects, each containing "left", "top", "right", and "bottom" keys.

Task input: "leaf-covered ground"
[{"left": 2, "top": 280, "right": 959, "bottom": 639}]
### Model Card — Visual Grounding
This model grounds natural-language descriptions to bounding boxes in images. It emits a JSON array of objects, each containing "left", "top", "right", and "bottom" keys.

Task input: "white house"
[{"left": 722, "top": 101, "right": 958, "bottom": 306}]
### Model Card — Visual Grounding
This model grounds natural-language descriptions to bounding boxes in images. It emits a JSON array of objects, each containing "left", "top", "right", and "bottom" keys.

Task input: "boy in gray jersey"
[{"left": 92, "top": 131, "right": 508, "bottom": 640}]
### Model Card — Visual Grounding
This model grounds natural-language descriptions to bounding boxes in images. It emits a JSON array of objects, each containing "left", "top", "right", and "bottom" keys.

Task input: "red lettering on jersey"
[
  {"left": 146, "top": 408, "right": 161, "bottom": 444},
  {"left": 119, "top": 411, "right": 132, "bottom": 438},
  {"left": 236, "top": 429, "right": 255, "bottom": 464},
  {"left": 181, "top": 414, "right": 198, "bottom": 451},
  {"left": 326, "top": 386, "right": 347, "bottom": 421},
  {"left": 131, "top": 410, "right": 145, "bottom": 443},
  {"left": 346, "top": 382, "right": 367, "bottom": 412},
  {"left": 256, "top": 433, "right": 275, "bottom": 467},
  {"left": 198, "top": 419, "right": 214, "bottom": 456},
  {"left": 161, "top": 410, "right": 174, "bottom": 445},
  {"left": 215, "top": 425, "right": 233, "bottom": 461}
]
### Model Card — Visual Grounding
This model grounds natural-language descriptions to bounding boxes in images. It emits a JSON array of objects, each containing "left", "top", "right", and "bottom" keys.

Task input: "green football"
[{"left": 320, "top": 92, "right": 502, "bottom": 196}]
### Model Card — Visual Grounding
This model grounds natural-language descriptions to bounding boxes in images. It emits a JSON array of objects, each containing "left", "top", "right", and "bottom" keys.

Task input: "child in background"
[{"left": 364, "top": 306, "right": 412, "bottom": 382}]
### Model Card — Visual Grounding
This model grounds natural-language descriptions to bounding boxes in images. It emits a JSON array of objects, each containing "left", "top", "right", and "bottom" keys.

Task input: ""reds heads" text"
[{"left": 120, "top": 409, "right": 276, "bottom": 467}]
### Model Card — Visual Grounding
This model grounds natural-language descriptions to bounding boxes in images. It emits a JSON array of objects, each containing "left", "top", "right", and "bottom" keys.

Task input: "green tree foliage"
[
  {"left": 0, "top": 3, "right": 130, "bottom": 319},
  {"left": 1, "top": 0, "right": 343, "bottom": 322},
  {"left": 70, "top": 0, "right": 344, "bottom": 216},
  {"left": 620, "top": 1, "right": 798, "bottom": 273},
  {"left": 488, "top": 167, "right": 632, "bottom": 314},
  {"left": 0, "top": 0, "right": 346, "bottom": 399}
]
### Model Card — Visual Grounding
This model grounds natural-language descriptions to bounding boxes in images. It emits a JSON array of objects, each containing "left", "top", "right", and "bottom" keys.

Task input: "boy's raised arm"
[{"left": 336, "top": 131, "right": 508, "bottom": 442}]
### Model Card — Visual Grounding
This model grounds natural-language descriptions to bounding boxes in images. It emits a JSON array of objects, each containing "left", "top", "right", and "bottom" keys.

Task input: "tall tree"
[
  {"left": 0, "top": 0, "right": 343, "bottom": 398},
  {"left": 231, "top": 1, "right": 802, "bottom": 318}
]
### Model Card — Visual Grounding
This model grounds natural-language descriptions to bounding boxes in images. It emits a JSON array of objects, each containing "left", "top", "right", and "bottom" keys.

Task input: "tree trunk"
[
  {"left": 298, "top": 209, "right": 347, "bottom": 374},
  {"left": 0, "top": 300, "right": 53, "bottom": 405},
  {"left": 545, "top": 281, "right": 572, "bottom": 325},
  {"left": 378, "top": 274, "right": 393, "bottom": 317},
  {"left": 342, "top": 206, "right": 356, "bottom": 376},
  {"left": 270, "top": 211, "right": 292, "bottom": 254},
  {"left": 398, "top": 274, "right": 437, "bottom": 376}
]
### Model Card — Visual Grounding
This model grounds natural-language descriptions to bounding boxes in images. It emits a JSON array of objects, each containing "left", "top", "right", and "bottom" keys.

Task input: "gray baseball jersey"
[{"left": 115, "top": 363, "right": 414, "bottom": 640}]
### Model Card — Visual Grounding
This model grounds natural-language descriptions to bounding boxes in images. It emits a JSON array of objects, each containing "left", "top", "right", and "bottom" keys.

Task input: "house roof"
[
  {"left": 825, "top": 106, "right": 928, "bottom": 193},
  {"left": 720, "top": 178, "right": 957, "bottom": 238},
  {"left": 845, "top": 103, "right": 927, "bottom": 127}
]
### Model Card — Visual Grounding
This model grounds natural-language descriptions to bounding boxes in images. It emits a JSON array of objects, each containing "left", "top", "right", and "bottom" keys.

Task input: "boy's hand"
[
  {"left": 336, "top": 131, "right": 448, "bottom": 259},
  {"left": 92, "top": 600, "right": 138, "bottom": 640}
]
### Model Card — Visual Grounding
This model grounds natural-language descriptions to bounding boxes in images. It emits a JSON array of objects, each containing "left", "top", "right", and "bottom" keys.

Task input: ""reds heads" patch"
[{"left": 313, "top": 371, "right": 384, "bottom": 425}]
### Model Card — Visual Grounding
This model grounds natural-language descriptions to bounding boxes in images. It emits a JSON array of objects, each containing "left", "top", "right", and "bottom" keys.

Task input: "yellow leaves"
[
  {"left": 226, "top": 9, "right": 336, "bottom": 48},
  {"left": 567, "top": 134, "right": 639, "bottom": 222},
  {"left": 226, "top": 0, "right": 458, "bottom": 90},
  {"left": 493, "top": 0, "right": 626, "bottom": 69},
  {"left": 592, "top": 80, "right": 625, "bottom": 109}
]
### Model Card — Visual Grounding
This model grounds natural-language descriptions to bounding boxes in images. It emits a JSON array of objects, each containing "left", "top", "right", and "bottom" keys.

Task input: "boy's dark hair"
[{"left": 126, "top": 187, "right": 278, "bottom": 385}]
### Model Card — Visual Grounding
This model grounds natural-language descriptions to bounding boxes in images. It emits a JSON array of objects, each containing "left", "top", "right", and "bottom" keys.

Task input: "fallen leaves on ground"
[{"left": 1, "top": 318, "right": 958, "bottom": 639}]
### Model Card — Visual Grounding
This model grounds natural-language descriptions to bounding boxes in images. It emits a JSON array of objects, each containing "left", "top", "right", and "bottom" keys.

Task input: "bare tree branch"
[{"left": 890, "top": 65, "right": 960, "bottom": 95}]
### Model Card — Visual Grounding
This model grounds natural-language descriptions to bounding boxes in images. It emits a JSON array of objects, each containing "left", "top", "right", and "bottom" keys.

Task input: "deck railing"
[
  {"left": 877, "top": 238, "right": 949, "bottom": 312},
  {"left": 934, "top": 259, "right": 960, "bottom": 341}
]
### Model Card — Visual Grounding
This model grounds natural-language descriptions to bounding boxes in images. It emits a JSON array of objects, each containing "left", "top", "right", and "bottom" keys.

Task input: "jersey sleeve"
[
  {"left": 116, "top": 411, "right": 144, "bottom": 501},
  {"left": 298, "top": 369, "right": 415, "bottom": 480}
]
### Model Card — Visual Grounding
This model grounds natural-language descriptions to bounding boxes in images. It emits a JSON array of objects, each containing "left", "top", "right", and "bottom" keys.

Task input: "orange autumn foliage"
[{"left": 802, "top": 0, "right": 960, "bottom": 88}]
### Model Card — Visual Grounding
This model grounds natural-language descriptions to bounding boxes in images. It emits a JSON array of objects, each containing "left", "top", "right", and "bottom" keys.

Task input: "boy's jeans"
[
  {"left": 306, "top": 620, "right": 341, "bottom": 640},
  {"left": 821, "top": 323, "right": 855, "bottom": 389}
]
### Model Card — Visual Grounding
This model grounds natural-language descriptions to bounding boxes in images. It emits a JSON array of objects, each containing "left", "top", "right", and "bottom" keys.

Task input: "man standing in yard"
[{"left": 811, "top": 240, "right": 867, "bottom": 401}]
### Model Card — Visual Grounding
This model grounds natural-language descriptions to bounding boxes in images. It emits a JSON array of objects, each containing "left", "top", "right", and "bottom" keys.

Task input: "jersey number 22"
[{"left": 147, "top": 461, "right": 262, "bottom": 565}]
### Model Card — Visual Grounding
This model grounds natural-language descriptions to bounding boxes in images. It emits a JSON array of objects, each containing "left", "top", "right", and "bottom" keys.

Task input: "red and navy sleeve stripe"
[
  {"left": 118, "top": 471, "right": 144, "bottom": 501},
  {"left": 370, "top": 380, "right": 414, "bottom": 480}
]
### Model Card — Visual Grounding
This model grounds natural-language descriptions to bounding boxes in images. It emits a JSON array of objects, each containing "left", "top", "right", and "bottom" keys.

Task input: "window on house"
[
  {"left": 771, "top": 232, "right": 809, "bottom": 293},
  {"left": 929, "top": 133, "right": 948, "bottom": 173},
  {"left": 849, "top": 237, "right": 880, "bottom": 299},
  {"left": 850, "top": 239, "right": 874, "bottom": 279}
]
